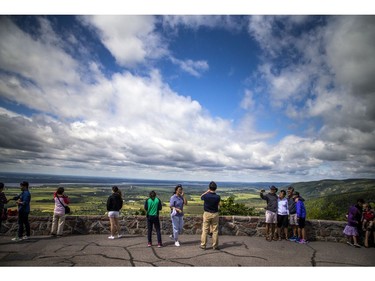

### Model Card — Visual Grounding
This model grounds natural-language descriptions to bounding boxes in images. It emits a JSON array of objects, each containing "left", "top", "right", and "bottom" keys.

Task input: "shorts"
[
  {"left": 108, "top": 211, "right": 120, "bottom": 218},
  {"left": 265, "top": 210, "right": 277, "bottom": 224},
  {"left": 289, "top": 213, "right": 298, "bottom": 225},
  {"left": 298, "top": 217, "right": 306, "bottom": 228},
  {"left": 277, "top": 214, "right": 289, "bottom": 228}
]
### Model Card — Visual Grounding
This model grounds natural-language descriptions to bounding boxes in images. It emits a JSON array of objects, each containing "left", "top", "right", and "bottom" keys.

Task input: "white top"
[
  {"left": 277, "top": 197, "right": 289, "bottom": 215},
  {"left": 54, "top": 196, "right": 66, "bottom": 215}
]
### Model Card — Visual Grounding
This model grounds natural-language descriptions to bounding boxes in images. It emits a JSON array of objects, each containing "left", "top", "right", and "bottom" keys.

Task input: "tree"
[{"left": 219, "top": 196, "right": 255, "bottom": 216}]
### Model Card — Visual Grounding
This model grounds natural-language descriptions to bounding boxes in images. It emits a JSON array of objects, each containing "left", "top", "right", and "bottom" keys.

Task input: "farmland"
[{"left": 2, "top": 178, "right": 375, "bottom": 220}]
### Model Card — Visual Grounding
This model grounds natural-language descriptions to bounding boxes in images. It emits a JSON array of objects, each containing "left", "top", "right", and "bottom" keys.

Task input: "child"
[
  {"left": 144, "top": 190, "right": 163, "bottom": 247},
  {"left": 276, "top": 190, "right": 289, "bottom": 240},
  {"left": 294, "top": 191, "right": 307, "bottom": 244},
  {"left": 343, "top": 198, "right": 364, "bottom": 248},
  {"left": 362, "top": 203, "right": 374, "bottom": 248}
]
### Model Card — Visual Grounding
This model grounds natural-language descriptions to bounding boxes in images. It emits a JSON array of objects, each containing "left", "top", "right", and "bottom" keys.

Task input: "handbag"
[{"left": 57, "top": 196, "right": 71, "bottom": 214}]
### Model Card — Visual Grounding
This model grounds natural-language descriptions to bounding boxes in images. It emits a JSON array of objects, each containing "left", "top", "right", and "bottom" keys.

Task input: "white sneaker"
[
  {"left": 11, "top": 237, "right": 21, "bottom": 242},
  {"left": 117, "top": 234, "right": 122, "bottom": 238},
  {"left": 22, "top": 236, "right": 29, "bottom": 240},
  {"left": 108, "top": 236, "right": 115, "bottom": 239},
  {"left": 175, "top": 241, "right": 180, "bottom": 247}
]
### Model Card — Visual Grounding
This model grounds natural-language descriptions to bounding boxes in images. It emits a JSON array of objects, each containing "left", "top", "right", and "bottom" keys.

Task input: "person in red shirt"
[{"left": 362, "top": 203, "right": 374, "bottom": 248}]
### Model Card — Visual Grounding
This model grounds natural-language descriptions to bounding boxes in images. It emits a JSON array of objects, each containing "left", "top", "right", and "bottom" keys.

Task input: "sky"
[{"left": 0, "top": 13, "right": 375, "bottom": 182}]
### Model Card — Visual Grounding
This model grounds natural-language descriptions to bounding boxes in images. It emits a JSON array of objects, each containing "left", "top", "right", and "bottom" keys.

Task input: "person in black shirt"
[{"left": 200, "top": 181, "right": 221, "bottom": 250}]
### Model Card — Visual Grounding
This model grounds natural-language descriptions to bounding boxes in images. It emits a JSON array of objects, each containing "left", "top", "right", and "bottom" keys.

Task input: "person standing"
[
  {"left": 293, "top": 191, "right": 308, "bottom": 244},
  {"left": 343, "top": 198, "right": 364, "bottom": 248},
  {"left": 169, "top": 184, "right": 187, "bottom": 247},
  {"left": 12, "top": 181, "right": 31, "bottom": 241},
  {"left": 50, "top": 187, "right": 70, "bottom": 237},
  {"left": 260, "top": 185, "right": 278, "bottom": 241},
  {"left": 287, "top": 186, "right": 298, "bottom": 241},
  {"left": 200, "top": 181, "right": 221, "bottom": 250},
  {"left": 106, "top": 186, "right": 123, "bottom": 239},
  {"left": 0, "top": 183, "right": 9, "bottom": 233},
  {"left": 276, "top": 190, "right": 289, "bottom": 240},
  {"left": 144, "top": 190, "right": 163, "bottom": 247}
]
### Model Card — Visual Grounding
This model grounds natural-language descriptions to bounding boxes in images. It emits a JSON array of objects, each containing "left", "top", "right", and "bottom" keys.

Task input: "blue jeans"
[{"left": 171, "top": 215, "right": 184, "bottom": 241}]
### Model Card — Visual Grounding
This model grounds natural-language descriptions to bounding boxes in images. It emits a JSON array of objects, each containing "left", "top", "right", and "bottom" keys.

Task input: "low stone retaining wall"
[{"left": 0, "top": 215, "right": 347, "bottom": 243}]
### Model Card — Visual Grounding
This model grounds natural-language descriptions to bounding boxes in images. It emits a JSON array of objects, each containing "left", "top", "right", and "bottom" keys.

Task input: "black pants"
[
  {"left": 147, "top": 215, "right": 162, "bottom": 244},
  {"left": 18, "top": 211, "right": 30, "bottom": 238}
]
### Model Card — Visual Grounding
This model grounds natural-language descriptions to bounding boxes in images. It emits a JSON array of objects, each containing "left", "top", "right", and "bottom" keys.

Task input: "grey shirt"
[{"left": 260, "top": 192, "right": 278, "bottom": 213}]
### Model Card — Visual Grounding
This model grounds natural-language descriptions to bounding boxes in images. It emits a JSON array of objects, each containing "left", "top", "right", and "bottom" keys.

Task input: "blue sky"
[{"left": 0, "top": 14, "right": 374, "bottom": 182}]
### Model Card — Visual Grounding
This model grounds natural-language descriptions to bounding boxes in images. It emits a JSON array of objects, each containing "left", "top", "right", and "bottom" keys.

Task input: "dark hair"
[
  {"left": 20, "top": 181, "right": 29, "bottom": 188},
  {"left": 357, "top": 198, "right": 365, "bottom": 204},
  {"left": 112, "top": 186, "right": 122, "bottom": 198},
  {"left": 293, "top": 191, "right": 300, "bottom": 197},
  {"left": 0, "top": 182, "right": 4, "bottom": 189},
  {"left": 209, "top": 181, "right": 217, "bottom": 191},
  {"left": 174, "top": 184, "right": 182, "bottom": 194},
  {"left": 287, "top": 186, "right": 294, "bottom": 191},
  {"left": 280, "top": 190, "right": 286, "bottom": 196},
  {"left": 57, "top": 187, "right": 65, "bottom": 195},
  {"left": 149, "top": 190, "right": 156, "bottom": 199}
]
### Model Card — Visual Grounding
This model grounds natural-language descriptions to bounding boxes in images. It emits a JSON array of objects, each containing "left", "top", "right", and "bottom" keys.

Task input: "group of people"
[
  {"left": 260, "top": 185, "right": 307, "bottom": 244},
  {"left": 133, "top": 181, "right": 221, "bottom": 250},
  {"left": 343, "top": 198, "right": 375, "bottom": 248},
  {"left": 0, "top": 181, "right": 32, "bottom": 241},
  {"left": 1, "top": 180, "right": 374, "bottom": 250}
]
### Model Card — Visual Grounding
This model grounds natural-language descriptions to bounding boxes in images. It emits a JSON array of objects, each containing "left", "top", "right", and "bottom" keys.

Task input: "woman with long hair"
[
  {"left": 169, "top": 184, "right": 187, "bottom": 247},
  {"left": 106, "top": 186, "right": 123, "bottom": 239}
]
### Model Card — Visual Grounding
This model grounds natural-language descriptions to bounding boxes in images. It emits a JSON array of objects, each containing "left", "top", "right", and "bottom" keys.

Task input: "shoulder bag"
[{"left": 57, "top": 196, "right": 71, "bottom": 214}]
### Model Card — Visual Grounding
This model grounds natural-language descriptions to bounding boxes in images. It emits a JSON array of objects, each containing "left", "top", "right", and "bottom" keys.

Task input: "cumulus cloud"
[
  {"left": 246, "top": 15, "right": 375, "bottom": 179},
  {"left": 82, "top": 15, "right": 168, "bottom": 67},
  {"left": 0, "top": 15, "right": 374, "bottom": 181}
]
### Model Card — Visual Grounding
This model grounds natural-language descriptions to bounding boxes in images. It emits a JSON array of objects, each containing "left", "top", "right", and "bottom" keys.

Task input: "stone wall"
[{"left": 0, "top": 215, "right": 347, "bottom": 243}]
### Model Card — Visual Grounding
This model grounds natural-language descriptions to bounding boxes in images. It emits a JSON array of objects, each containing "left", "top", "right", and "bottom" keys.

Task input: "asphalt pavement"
[{"left": 0, "top": 234, "right": 374, "bottom": 267}]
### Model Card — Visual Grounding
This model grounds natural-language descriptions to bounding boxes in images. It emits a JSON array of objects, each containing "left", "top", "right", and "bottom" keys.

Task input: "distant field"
[
  {"left": 4, "top": 178, "right": 374, "bottom": 219},
  {"left": 3, "top": 185, "right": 266, "bottom": 216}
]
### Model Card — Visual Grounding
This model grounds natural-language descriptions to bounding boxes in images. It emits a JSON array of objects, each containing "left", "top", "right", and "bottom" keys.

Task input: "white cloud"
[
  {"left": 240, "top": 89, "right": 255, "bottom": 110},
  {"left": 170, "top": 57, "right": 209, "bottom": 77},
  {"left": 0, "top": 16, "right": 374, "bottom": 181},
  {"left": 82, "top": 15, "right": 168, "bottom": 67}
]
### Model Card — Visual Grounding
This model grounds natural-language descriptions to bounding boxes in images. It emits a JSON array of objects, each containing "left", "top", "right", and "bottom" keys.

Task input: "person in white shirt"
[{"left": 276, "top": 190, "right": 289, "bottom": 240}]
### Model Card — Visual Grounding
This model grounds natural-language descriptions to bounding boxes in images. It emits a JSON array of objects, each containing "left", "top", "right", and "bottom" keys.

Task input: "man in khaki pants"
[{"left": 200, "top": 181, "right": 221, "bottom": 250}]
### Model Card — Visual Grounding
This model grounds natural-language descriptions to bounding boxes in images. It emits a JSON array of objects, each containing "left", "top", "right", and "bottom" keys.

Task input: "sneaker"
[
  {"left": 299, "top": 239, "right": 308, "bottom": 244},
  {"left": 108, "top": 236, "right": 115, "bottom": 239},
  {"left": 11, "top": 237, "right": 21, "bottom": 242},
  {"left": 148, "top": 242, "right": 152, "bottom": 247},
  {"left": 117, "top": 234, "right": 122, "bottom": 238},
  {"left": 22, "top": 236, "right": 30, "bottom": 240},
  {"left": 289, "top": 236, "right": 297, "bottom": 242},
  {"left": 174, "top": 241, "right": 180, "bottom": 247},
  {"left": 346, "top": 241, "right": 354, "bottom": 246},
  {"left": 353, "top": 243, "right": 361, "bottom": 248},
  {"left": 157, "top": 243, "right": 163, "bottom": 248},
  {"left": 295, "top": 238, "right": 300, "bottom": 243},
  {"left": 169, "top": 235, "right": 174, "bottom": 240},
  {"left": 199, "top": 245, "right": 206, "bottom": 250}
]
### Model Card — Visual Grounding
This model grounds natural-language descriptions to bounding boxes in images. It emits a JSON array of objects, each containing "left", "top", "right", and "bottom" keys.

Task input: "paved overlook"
[{"left": 0, "top": 234, "right": 374, "bottom": 266}]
